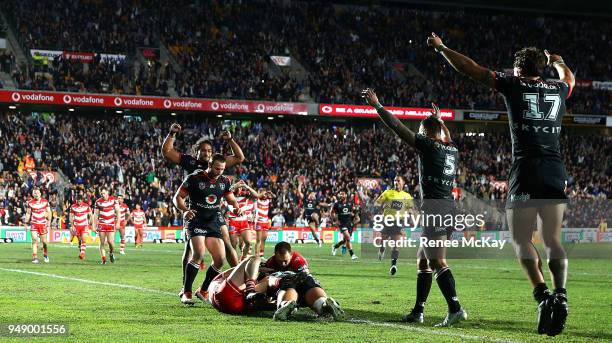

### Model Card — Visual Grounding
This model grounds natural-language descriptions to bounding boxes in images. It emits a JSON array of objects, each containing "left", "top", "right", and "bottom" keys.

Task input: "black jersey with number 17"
[
  {"left": 415, "top": 134, "right": 458, "bottom": 200},
  {"left": 492, "top": 72, "right": 572, "bottom": 160}
]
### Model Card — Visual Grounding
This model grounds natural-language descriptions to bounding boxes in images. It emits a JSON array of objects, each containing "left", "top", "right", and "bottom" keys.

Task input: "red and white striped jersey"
[
  {"left": 131, "top": 209, "right": 146, "bottom": 226},
  {"left": 95, "top": 196, "right": 117, "bottom": 226},
  {"left": 227, "top": 196, "right": 248, "bottom": 221},
  {"left": 70, "top": 202, "right": 90, "bottom": 227},
  {"left": 255, "top": 198, "right": 271, "bottom": 224},
  {"left": 28, "top": 198, "right": 49, "bottom": 225},
  {"left": 118, "top": 203, "right": 129, "bottom": 224}
]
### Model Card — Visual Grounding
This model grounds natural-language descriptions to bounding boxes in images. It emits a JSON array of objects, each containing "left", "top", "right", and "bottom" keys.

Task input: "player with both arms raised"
[
  {"left": 426, "top": 32, "right": 574, "bottom": 336},
  {"left": 363, "top": 89, "right": 466, "bottom": 327}
]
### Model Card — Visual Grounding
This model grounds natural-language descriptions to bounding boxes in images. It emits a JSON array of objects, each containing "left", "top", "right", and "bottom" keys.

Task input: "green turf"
[{"left": 0, "top": 243, "right": 611, "bottom": 342}]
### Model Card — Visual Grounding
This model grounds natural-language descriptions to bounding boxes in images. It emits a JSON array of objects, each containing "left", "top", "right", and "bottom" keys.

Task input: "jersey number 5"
[
  {"left": 443, "top": 154, "right": 456, "bottom": 176},
  {"left": 523, "top": 93, "right": 561, "bottom": 121}
]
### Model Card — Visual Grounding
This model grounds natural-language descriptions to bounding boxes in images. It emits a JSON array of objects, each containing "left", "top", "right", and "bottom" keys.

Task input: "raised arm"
[
  {"left": 431, "top": 102, "right": 451, "bottom": 143},
  {"left": 545, "top": 50, "right": 575, "bottom": 90},
  {"left": 161, "top": 123, "right": 182, "bottom": 164},
  {"left": 220, "top": 130, "right": 245, "bottom": 167},
  {"left": 426, "top": 33, "right": 494, "bottom": 89},
  {"left": 362, "top": 88, "right": 416, "bottom": 146}
]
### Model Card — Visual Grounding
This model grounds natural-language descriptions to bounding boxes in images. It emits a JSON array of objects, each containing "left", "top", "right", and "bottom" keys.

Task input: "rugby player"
[
  {"left": 25, "top": 187, "right": 51, "bottom": 263},
  {"left": 93, "top": 187, "right": 121, "bottom": 264},
  {"left": 426, "top": 32, "right": 574, "bottom": 335},
  {"left": 116, "top": 194, "right": 129, "bottom": 255},
  {"left": 173, "top": 154, "right": 243, "bottom": 305},
  {"left": 363, "top": 89, "right": 466, "bottom": 327},
  {"left": 70, "top": 193, "right": 93, "bottom": 259},
  {"left": 331, "top": 190, "right": 359, "bottom": 260}
]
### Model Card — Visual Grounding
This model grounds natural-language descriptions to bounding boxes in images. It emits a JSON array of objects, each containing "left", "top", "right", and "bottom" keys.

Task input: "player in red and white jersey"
[
  {"left": 255, "top": 188, "right": 276, "bottom": 257},
  {"left": 116, "top": 195, "right": 130, "bottom": 255},
  {"left": 93, "top": 187, "right": 121, "bottom": 264},
  {"left": 130, "top": 203, "right": 147, "bottom": 248},
  {"left": 70, "top": 194, "right": 92, "bottom": 260},
  {"left": 25, "top": 187, "right": 51, "bottom": 263},
  {"left": 230, "top": 180, "right": 263, "bottom": 260}
]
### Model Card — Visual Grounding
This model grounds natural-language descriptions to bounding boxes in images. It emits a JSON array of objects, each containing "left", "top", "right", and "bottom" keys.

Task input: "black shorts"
[
  {"left": 339, "top": 225, "right": 353, "bottom": 236},
  {"left": 296, "top": 274, "right": 321, "bottom": 306},
  {"left": 421, "top": 199, "right": 455, "bottom": 239},
  {"left": 185, "top": 213, "right": 225, "bottom": 239},
  {"left": 506, "top": 158, "right": 568, "bottom": 209},
  {"left": 305, "top": 212, "right": 319, "bottom": 225}
]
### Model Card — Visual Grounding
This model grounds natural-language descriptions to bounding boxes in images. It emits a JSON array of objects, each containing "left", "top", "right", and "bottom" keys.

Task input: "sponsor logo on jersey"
[{"left": 206, "top": 195, "right": 218, "bottom": 205}]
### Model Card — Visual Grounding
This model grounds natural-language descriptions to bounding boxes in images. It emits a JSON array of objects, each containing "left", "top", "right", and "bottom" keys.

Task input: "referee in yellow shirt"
[{"left": 375, "top": 175, "right": 414, "bottom": 275}]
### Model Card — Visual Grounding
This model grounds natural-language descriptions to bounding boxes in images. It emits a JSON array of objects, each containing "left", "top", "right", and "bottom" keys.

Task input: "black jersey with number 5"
[
  {"left": 492, "top": 72, "right": 572, "bottom": 160},
  {"left": 415, "top": 134, "right": 458, "bottom": 200}
]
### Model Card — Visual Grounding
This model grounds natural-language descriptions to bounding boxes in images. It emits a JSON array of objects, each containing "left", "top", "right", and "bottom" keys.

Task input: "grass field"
[{"left": 0, "top": 242, "right": 611, "bottom": 342}]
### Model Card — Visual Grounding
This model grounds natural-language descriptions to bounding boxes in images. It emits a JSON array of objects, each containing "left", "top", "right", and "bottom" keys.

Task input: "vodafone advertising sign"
[
  {"left": 0, "top": 90, "right": 309, "bottom": 115},
  {"left": 319, "top": 104, "right": 454, "bottom": 120}
]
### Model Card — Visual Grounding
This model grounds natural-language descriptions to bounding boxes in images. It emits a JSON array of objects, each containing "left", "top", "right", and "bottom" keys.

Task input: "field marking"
[
  {"left": 348, "top": 319, "right": 522, "bottom": 343},
  {"left": 0, "top": 267, "right": 525, "bottom": 343},
  {"left": 0, "top": 267, "right": 176, "bottom": 296}
]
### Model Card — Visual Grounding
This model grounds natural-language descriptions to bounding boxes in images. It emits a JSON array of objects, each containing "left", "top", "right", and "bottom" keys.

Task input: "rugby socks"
[
  {"left": 533, "top": 283, "right": 550, "bottom": 303},
  {"left": 554, "top": 287, "right": 566, "bottom": 295},
  {"left": 182, "top": 258, "right": 188, "bottom": 285},
  {"left": 120, "top": 239, "right": 126, "bottom": 253},
  {"left": 80, "top": 243, "right": 86, "bottom": 256},
  {"left": 391, "top": 249, "right": 399, "bottom": 266},
  {"left": 313, "top": 297, "right": 327, "bottom": 314},
  {"left": 42, "top": 244, "right": 48, "bottom": 258},
  {"left": 200, "top": 265, "right": 221, "bottom": 292},
  {"left": 184, "top": 261, "right": 200, "bottom": 293},
  {"left": 245, "top": 278, "right": 257, "bottom": 295},
  {"left": 435, "top": 267, "right": 461, "bottom": 313},
  {"left": 348, "top": 249, "right": 354, "bottom": 257},
  {"left": 413, "top": 270, "right": 433, "bottom": 314},
  {"left": 333, "top": 239, "right": 345, "bottom": 250}
]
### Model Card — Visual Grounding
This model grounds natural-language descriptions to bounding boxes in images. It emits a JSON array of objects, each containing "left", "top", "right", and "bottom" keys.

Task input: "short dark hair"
[
  {"left": 32, "top": 187, "right": 40, "bottom": 193},
  {"left": 420, "top": 116, "right": 441, "bottom": 137},
  {"left": 274, "top": 241, "right": 292, "bottom": 254},
  {"left": 514, "top": 47, "right": 546, "bottom": 77},
  {"left": 211, "top": 153, "right": 226, "bottom": 164}
]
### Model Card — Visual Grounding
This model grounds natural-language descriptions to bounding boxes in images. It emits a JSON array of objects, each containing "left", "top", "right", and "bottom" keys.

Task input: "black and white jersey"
[{"left": 415, "top": 134, "right": 458, "bottom": 200}]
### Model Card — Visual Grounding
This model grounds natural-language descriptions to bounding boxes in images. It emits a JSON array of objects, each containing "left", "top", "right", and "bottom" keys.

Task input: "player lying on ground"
[
  {"left": 163, "top": 123, "right": 244, "bottom": 294},
  {"left": 363, "top": 89, "right": 466, "bottom": 327},
  {"left": 173, "top": 154, "right": 243, "bottom": 305},
  {"left": 264, "top": 241, "right": 345, "bottom": 321},
  {"left": 426, "top": 32, "right": 574, "bottom": 336}
]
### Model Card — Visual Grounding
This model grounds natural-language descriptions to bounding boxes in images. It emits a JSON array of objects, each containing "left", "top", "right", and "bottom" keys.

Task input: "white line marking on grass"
[
  {"left": 348, "top": 319, "right": 523, "bottom": 343},
  {"left": 0, "top": 268, "right": 176, "bottom": 296},
  {"left": 0, "top": 266, "right": 524, "bottom": 342}
]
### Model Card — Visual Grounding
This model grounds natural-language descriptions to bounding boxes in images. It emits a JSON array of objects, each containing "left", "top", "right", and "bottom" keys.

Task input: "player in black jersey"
[
  {"left": 331, "top": 191, "right": 359, "bottom": 260},
  {"left": 162, "top": 123, "right": 244, "bottom": 297},
  {"left": 426, "top": 33, "right": 574, "bottom": 336},
  {"left": 297, "top": 182, "right": 330, "bottom": 247},
  {"left": 363, "top": 88, "right": 466, "bottom": 327},
  {"left": 173, "top": 154, "right": 243, "bottom": 305}
]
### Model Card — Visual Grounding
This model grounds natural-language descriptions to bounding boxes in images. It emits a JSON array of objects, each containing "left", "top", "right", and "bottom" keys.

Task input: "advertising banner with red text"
[{"left": 319, "top": 104, "right": 454, "bottom": 120}]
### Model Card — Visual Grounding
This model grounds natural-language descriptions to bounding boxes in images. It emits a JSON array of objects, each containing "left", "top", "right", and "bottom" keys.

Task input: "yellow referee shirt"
[{"left": 377, "top": 189, "right": 413, "bottom": 216}]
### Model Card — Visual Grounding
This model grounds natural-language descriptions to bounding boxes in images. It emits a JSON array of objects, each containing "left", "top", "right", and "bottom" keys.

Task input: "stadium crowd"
[
  {"left": 3, "top": 1, "right": 610, "bottom": 114},
  {"left": 0, "top": 113, "right": 609, "bottom": 229}
]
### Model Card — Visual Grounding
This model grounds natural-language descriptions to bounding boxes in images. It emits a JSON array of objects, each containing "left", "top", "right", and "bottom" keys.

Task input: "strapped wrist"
[
  {"left": 435, "top": 44, "right": 447, "bottom": 53},
  {"left": 374, "top": 102, "right": 384, "bottom": 110}
]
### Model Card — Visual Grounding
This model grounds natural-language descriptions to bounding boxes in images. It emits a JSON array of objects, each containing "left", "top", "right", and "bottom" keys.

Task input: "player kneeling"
[{"left": 265, "top": 241, "right": 345, "bottom": 321}]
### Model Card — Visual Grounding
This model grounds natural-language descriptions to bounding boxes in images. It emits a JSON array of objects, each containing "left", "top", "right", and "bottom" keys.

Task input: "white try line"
[
  {"left": 348, "top": 319, "right": 522, "bottom": 343},
  {"left": 0, "top": 268, "right": 175, "bottom": 296},
  {"left": 0, "top": 267, "right": 524, "bottom": 343}
]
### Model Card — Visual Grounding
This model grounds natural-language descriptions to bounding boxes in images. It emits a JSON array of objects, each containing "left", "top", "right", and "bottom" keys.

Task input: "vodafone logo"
[
  {"left": 256, "top": 104, "right": 265, "bottom": 112},
  {"left": 321, "top": 105, "right": 333, "bottom": 114},
  {"left": 163, "top": 99, "right": 171, "bottom": 108},
  {"left": 211, "top": 102, "right": 219, "bottom": 110},
  {"left": 11, "top": 92, "right": 20, "bottom": 101},
  {"left": 63, "top": 95, "right": 72, "bottom": 104},
  {"left": 114, "top": 97, "right": 123, "bottom": 106}
]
